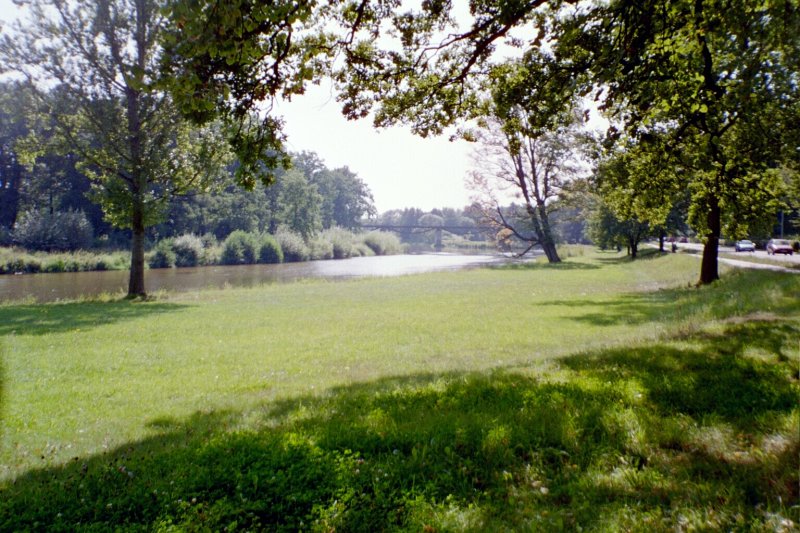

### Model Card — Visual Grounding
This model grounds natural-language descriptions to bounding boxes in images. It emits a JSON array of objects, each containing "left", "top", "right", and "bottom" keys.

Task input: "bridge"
[{"left": 359, "top": 224, "right": 484, "bottom": 249}]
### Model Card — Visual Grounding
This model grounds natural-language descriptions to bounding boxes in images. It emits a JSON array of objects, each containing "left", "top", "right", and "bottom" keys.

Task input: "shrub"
[
  {"left": 258, "top": 234, "right": 283, "bottom": 264},
  {"left": 352, "top": 242, "right": 375, "bottom": 257},
  {"left": 309, "top": 235, "right": 334, "bottom": 261},
  {"left": 149, "top": 240, "right": 176, "bottom": 269},
  {"left": 172, "top": 234, "right": 204, "bottom": 267},
  {"left": 200, "top": 233, "right": 218, "bottom": 249},
  {"left": 322, "top": 227, "right": 356, "bottom": 259},
  {"left": 12, "top": 210, "right": 94, "bottom": 251},
  {"left": 362, "top": 231, "right": 403, "bottom": 256},
  {"left": 221, "top": 230, "right": 259, "bottom": 265},
  {"left": 21, "top": 258, "right": 41, "bottom": 273},
  {"left": 276, "top": 228, "right": 310, "bottom": 263}
]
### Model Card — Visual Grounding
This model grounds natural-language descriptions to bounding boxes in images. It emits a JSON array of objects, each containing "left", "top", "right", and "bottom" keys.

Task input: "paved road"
[{"left": 671, "top": 242, "right": 800, "bottom": 273}]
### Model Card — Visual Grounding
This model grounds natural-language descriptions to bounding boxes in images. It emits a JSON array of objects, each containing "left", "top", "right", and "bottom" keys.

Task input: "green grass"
[{"left": 1, "top": 250, "right": 798, "bottom": 531}]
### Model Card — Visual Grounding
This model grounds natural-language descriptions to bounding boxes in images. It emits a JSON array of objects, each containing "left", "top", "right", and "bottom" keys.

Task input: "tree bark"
[
  {"left": 128, "top": 195, "right": 146, "bottom": 297},
  {"left": 0, "top": 160, "right": 22, "bottom": 228},
  {"left": 699, "top": 197, "right": 721, "bottom": 284},
  {"left": 125, "top": 80, "right": 145, "bottom": 296},
  {"left": 629, "top": 236, "right": 638, "bottom": 259},
  {"left": 536, "top": 202, "right": 561, "bottom": 263}
]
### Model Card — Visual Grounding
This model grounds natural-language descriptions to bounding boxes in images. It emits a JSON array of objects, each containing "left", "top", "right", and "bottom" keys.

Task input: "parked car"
[
  {"left": 734, "top": 239, "right": 755, "bottom": 252},
  {"left": 766, "top": 239, "right": 794, "bottom": 255}
]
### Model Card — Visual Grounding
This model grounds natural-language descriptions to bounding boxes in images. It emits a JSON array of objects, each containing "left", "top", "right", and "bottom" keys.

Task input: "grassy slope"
[{"left": 1, "top": 250, "right": 798, "bottom": 531}]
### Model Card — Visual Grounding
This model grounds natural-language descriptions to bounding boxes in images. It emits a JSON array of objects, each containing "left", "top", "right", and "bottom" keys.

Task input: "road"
[{"left": 671, "top": 242, "right": 800, "bottom": 273}]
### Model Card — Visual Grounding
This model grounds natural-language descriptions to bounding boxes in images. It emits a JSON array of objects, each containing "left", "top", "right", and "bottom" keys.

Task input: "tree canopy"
[
  {"left": 1, "top": 0, "right": 232, "bottom": 296},
  {"left": 161, "top": 0, "right": 799, "bottom": 283}
]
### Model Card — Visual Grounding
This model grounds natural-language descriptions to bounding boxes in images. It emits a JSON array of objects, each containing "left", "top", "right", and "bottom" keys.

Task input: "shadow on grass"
[
  {"left": 493, "top": 260, "right": 600, "bottom": 271},
  {"left": 559, "top": 324, "right": 798, "bottom": 427},
  {"left": 2, "top": 317, "right": 798, "bottom": 531},
  {"left": 0, "top": 300, "right": 190, "bottom": 337},
  {"left": 594, "top": 247, "right": 666, "bottom": 264},
  {"left": 541, "top": 268, "right": 800, "bottom": 328}
]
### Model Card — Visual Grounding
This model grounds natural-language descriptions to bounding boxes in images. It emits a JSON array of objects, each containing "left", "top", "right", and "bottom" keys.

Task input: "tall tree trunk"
[
  {"left": 699, "top": 196, "right": 721, "bottom": 284},
  {"left": 128, "top": 193, "right": 146, "bottom": 297},
  {"left": 125, "top": 80, "right": 145, "bottom": 297},
  {"left": 530, "top": 202, "right": 560, "bottom": 263},
  {"left": 537, "top": 202, "right": 561, "bottom": 263},
  {"left": 0, "top": 160, "right": 22, "bottom": 228},
  {"left": 629, "top": 236, "right": 638, "bottom": 258}
]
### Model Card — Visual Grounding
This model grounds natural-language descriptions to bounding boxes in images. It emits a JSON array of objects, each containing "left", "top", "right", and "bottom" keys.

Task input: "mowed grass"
[{"left": 0, "top": 249, "right": 798, "bottom": 531}]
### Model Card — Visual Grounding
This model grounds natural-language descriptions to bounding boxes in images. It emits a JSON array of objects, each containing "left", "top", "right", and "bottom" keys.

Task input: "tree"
[
  {"left": 587, "top": 198, "right": 650, "bottom": 258},
  {"left": 340, "top": 0, "right": 799, "bottom": 281},
  {"left": 1, "top": 0, "right": 231, "bottom": 296},
  {"left": 164, "top": 0, "right": 799, "bottom": 284},
  {"left": 311, "top": 167, "right": 376, "bottom": 230},
  {"left": 278, "top": 169, "right": 323, "bottom": 239},
  {"left": 0, "top": 82, "right": 32, "bottom": 230},
  {"left": 468, "top": 112, "right": 586, "bottom": 262},
  {"left": 554, "top": 0, "right": 798, "bottom": 282}
]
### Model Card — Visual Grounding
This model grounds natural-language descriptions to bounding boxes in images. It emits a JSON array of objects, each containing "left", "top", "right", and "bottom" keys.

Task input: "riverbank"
[
  {"left": 1, "top": 251, "right": 798, "bottom": 530},
  {"left": 0, "top": 252, "right": 516, "bottom": 303},
  {"left": 0, "top": 246, "right": 130, "bottom": 274}
]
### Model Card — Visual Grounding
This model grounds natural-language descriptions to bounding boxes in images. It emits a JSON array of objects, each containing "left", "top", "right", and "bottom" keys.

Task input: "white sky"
[
  {"left": 0, "top": 0, "right": 475, "bottom": 213},
  {"left": 274, "top": 84, "right": 474, "bottom": 213}
]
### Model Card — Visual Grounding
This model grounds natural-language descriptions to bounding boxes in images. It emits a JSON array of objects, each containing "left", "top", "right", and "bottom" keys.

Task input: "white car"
[
  {"left": 766, "top": 239, "right": 794, "bottom": 255},
  {"left": 734, "top": 240, "right": 755, "bottom": 252}
]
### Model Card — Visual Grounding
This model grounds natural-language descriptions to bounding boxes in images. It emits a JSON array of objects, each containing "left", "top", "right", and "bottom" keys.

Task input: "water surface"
[{"left": 0, "top": 254, "right": 514, "bottom": 303}]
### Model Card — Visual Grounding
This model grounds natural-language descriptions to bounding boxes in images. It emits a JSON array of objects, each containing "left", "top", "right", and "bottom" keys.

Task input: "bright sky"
[
  {"left": 274, "top": 84, "right": 474, "bottom": 213},
  {"left": 0, "top": 0, "right": 475, "bottom": 214}
]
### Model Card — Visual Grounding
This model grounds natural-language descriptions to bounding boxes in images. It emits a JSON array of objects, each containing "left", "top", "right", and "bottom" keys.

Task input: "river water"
[{"left": 0, "top": 254, "right": 514, "bottom": 303}]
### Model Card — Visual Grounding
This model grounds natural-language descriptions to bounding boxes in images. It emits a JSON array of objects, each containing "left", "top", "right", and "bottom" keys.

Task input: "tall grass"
[
  {"left": 0, "top": 246, "right": 130, "bottom": 274},
  {"left": 1, "top": 252, "right": 797, "bottom": 530}
]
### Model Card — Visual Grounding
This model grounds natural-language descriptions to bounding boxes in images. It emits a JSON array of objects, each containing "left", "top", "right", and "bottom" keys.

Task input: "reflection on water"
[{"left": 0, "top": 254, "right": 513, "bottom": 303}]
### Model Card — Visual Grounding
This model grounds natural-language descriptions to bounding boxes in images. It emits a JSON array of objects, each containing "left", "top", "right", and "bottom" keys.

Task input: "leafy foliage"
[
  {"left": 171, "top": 234, "right": 204, "bottom": 267},
  {"left": 220, "top": 230, "right": 259, "bottom": 266},
  {"left": 12, "top": 210, "right": 93, "bottom": 251},
  {"left": 276, "top": 228, "right": 311, "bottom": 263},
  {"left": 160, "top": 0, "right": 799, "bottom": 285},
  {"left": 149, "top": 239, "right": 176, "bottom": 269},
  {"left": 258, "top": 234, "right": 284, "bottom": 264},
  {"left": 362, "top": 231, "right": 403, "bottom": 256},
  {"left": 321, "top": 227, "right": 356, "bottom": 260},
  {"left": 1, "top": 0, "right": 233, "bottom": 295}
]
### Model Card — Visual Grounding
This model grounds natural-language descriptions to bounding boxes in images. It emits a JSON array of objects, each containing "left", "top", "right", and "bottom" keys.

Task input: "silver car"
[{"left": 766, "top": 239, "right": 794, "bottom": 255}]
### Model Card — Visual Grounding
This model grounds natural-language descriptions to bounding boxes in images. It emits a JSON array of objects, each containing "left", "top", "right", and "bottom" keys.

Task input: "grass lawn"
[{"left": 1, "top": 249, "right": 798, "bottom": 531}]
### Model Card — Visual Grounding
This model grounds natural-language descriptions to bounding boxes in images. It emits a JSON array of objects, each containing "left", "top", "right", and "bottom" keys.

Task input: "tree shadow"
[
  {"left": 594, "top": 248, "right": 666, "bottom": 264},
  {"left": 539, "top": 268, "right": 800, "bottom": 328},
  {"left": 0, "top": 300, "right": 190, "bottom": 337},
  {"left": 2, "top": 315, "right": 797, "bottom": 531},
  {"left": 559, "top": 322, "right": 798, "bottom": 427},
  {"left": 493, "top": 260, "right": 600, "bottom": 271}
]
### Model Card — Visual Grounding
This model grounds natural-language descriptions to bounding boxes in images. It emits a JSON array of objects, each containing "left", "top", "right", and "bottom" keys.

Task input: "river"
[{"left": 0, "top": 253, "right": 516, "bottom": 303}]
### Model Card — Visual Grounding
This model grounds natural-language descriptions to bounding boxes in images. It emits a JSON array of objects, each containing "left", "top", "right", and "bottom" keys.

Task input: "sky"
[
  {"left": 274, "top": 83, "right": 475, "bottom": 213},
  {"left": 0, "top": 0, "right": 477, "bottom": 214}
]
